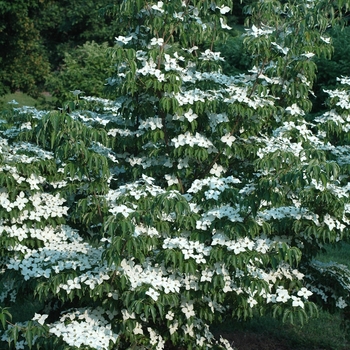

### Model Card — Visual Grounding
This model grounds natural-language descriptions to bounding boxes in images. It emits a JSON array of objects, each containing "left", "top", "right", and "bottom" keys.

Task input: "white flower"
[
  {"left": 183, "top": 108, "right": 198, "bottom": 122},
  {"left": 266, "top": 294, "right": 277, "bottom": 303},
  {"left": 133, "top": 322, "right": 144, "bottom": 335},
  {"left": 32, "top": 313, "right": 48, "bottom": 325},
  {"left": 302, "top": 52, "right": 315, "bottom": 58},
  {"left": 165, "top": 174, "right": 179, "bottom": 186},
  {"left": 217, "top": 5, "right": 231, "bottom": 14},
  {"left": 200, "top": 269, "right": 214, "bottom": 282},
  {"left": 221, "top": 133, "right": 236, "bottom": 147},
  {"left": 320, "top": 36, "right": 331, "bottom": 44},
  {"left": 276, "top": 287, "right": 290, "bottom": 303},
  {"left": 247, "top": 296, "right": 258, "bottom": 308},
  {"left": 336, "top": 296, "right": 347, "bottom": 309},
  {"left": 169, "top": 321, "right": 179, "bottom": 335},
  {"left": 109, "top": 204, "right": 135, "bottom": 217},
  {"left": 177, "top": 157, "right": 189, "bottom": 169},
  {"left": 291, "top": 296, "right": 304, "bottom": 308},
  {"left": 271, "top": 42, "right": 289, "bottom": 55},
  {"left": 285, "top": 103, "right": 305, "bottom": 116},
  {"left": 181, "top": 302, "right": 195, "bottom": 318},
  {"left": 220, "top": 17, "right": 232, "bottom": 30},
  {"left": 297, "top": 287, "right": 313, "bottom": 299},
  {"left": 200, "top": 49, "right": 224, "bottom": 61},
  {"left": 182, "top": 323, "right": 194, "bottom": 337},
  {"left": 122, "top": 309, "right": 135, "bottom": 320},
  {"left": 165, "top": 311, "right": 174, "bottom": 320},
  {"left": 210, "top": 163, "right": 226, "bottom": 177},
  {"left": 146, "top": 287, "right": 160, "bottom": 301},
  {"left": 246, "top": 24, "right": 274, "bottom": 37},
  {"left": 150, "top": 37, "right": 164, "bottom": 46},
  {"left": 151, "top": 1, "right": 164, "bottom": 12},
  {"left": 115, "top": 35, "right": 134, "bottom": 45}
]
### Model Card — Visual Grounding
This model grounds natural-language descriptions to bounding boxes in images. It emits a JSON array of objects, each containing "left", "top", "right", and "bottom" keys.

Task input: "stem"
[{"left": 248, "top": 58, "right": 268, "bottom": 99}]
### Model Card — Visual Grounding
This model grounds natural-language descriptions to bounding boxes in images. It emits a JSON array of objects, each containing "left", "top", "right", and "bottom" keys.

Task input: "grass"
[
  {"left": 316, "top": 242, "right": 350, "bottom": 267},
  {"left": 0, "top": 91, "right": 54, "bottom": 109},
  {"left": 212, "top": 244, "right": 350, "bottom": 350},
  {"left": 214, "top": 309, "right": 349, "bottom": 350}
]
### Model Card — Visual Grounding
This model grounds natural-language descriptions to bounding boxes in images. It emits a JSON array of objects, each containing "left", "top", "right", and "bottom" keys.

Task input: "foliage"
[
  {"left": 1, "top": 1, "right": 350, "bottom": 349},
  {"left": 37, "top": 0, "right": 120, "bottom": 67},
  {"left": 0, "top": 0, "right": 117, "bottom": 97},
  {"left": 312, "top": 25, "right": 350, "bottom": 113},
  {"left": 45, "top": 41, "right": 115, "bottom": 106},
  {"left": 214, "top": 32, "right": 252, "bottom": 75},
  {"left": 0, "top": 0, "right": 50, "bottom": 96}
]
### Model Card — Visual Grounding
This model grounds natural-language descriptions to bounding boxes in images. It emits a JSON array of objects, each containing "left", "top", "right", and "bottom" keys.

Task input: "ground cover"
[{"left": 0, "top": 91, "right": 53, "bottom": 109}]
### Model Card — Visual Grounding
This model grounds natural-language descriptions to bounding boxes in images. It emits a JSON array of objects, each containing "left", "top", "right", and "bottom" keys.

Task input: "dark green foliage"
[
  {"left": 313, "top": 26, "right": 350, "bottom": 112},
  {"left": 0, "top": 0, "right": 50, "bottom": 96},
  {"left": 45, "top": 41, "right": 115, "bottom": 106},
  {"left": 214, "top": 28, "right": 252, "bottom": 75},
  {"left": 0, "top": 0, "right": 118, "bottom": 97}
]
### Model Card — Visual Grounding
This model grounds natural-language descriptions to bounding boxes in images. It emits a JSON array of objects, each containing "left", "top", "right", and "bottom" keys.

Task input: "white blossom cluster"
[
  {"left": 120, "top": 258, "right": 181, "bottom": 298},
  {"left": 49, "top": 308, "right": 118, "bottom": 350},
  {"left": 171, "top": 131, "right": 216, "bottom": 150},
  {"left": 7, "top": 225, "right": 112, "bottom": 288},
  {"left": 163, "top": 237, "right": 211, "bottom": 263},
  {"left": 323, "top": 88, "right": 350, "bottom": 109},
  {"left": 188, "top": 176, "right": 241, "bottom": 194},
  {"left": 197, "top": 205, "right": 244, "bottom": 230},
  {"left": 6, "top": 141, "right": 54, "bottom": 163},
  {"left": 1, "top": 192, "right": 68, "bottom": 224},
  {"left": 245, "top": 24, "right": 275, "bottom": 37},
  {"left": 257, "top": 206, "right": 320, "bottom": 225},
  {"left": 315, "top": 108, "right": 350, "bottom": 132},
  {"left": 257, "top": 136, "right": 305, "bottom": 161}
]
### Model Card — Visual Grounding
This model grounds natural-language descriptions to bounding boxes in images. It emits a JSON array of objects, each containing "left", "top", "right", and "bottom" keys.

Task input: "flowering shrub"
[{"left": 1, "top": 0, "right": 350, "bottom": 349}]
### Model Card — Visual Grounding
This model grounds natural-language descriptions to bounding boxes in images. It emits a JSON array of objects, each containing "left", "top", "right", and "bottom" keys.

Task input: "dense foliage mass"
[
  {"left": 0, "top": 0, "right": 117, "bottom": 96},
  {"left": 1, "top": 0, "right": 350, "bottom": 349},
  {"left": 45, "top": 41, "right": 115, "bottom": 104}
]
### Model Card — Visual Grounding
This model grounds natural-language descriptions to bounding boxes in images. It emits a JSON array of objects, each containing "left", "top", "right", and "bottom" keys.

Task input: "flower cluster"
[
  {"left": 49, "top": 308, "right": 118, "bottom": 350},
  {"left": 120, "top": 259, "right": 181, "bottom": 297},
  {"left": 163, "top": 237, "right": 211, "bottom": 263}
]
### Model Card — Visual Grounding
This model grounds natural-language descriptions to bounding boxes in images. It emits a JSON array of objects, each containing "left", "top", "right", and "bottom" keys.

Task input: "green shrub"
[{"left": 45, "top": 41, "right": 114, "bottom": 106}]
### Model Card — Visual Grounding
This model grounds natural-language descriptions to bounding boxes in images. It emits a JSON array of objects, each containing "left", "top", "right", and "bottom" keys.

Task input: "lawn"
[
  {"left": 0, "top": 91, "right": 53, "bottom": 109},
  {"left": 213, "top": 243, "right": 350, "bottom": 350}
]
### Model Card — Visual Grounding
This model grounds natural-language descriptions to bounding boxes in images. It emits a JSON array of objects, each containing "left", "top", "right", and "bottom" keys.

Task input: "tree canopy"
[{"left": 0, "top": 0, "right": 117, "bottom": 96}]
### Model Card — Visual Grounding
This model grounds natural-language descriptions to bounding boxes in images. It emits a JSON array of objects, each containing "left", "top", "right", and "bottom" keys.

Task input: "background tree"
[
  {"left": 0, "top": 0, "right": 50, "bottom": 96},
  {"left": 0, "top": 0, "right": 118, "bottom": 97},
  {"left": 45, "top": 41, "right": 115, "bottom": 106}
]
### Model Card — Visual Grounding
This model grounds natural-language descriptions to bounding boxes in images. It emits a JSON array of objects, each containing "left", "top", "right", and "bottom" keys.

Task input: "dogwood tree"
[{"left": 1, "top": 0, "right": 350, "bottom": 349}]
